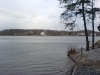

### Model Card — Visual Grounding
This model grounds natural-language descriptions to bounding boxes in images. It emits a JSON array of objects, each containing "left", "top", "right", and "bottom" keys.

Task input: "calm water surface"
[{"left": 0, "top": 36, "right": 99, "bottom": 75}]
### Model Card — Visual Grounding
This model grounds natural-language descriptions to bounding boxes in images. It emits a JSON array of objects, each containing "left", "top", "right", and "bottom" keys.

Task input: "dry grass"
[{"left": 67, "top": 45, "right": 77, "bottom": 56}]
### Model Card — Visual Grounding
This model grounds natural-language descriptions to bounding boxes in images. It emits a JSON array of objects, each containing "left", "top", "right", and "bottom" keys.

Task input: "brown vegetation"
[{"left": 67, "top": 45, "right": 77, "bottom": 56}]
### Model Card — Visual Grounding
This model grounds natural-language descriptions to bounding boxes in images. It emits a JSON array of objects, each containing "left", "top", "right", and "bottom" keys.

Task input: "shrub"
[{"left": 67, "top": 45, "right": 77, "bottom": 56}]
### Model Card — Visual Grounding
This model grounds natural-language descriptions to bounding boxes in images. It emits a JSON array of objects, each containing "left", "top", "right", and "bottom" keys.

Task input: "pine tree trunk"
[
  {"left": 82, "top": 0, "right": 89, "bottom": 51},
  {"left": 92, "top": 0, "right": 94, "bottom": 49}
]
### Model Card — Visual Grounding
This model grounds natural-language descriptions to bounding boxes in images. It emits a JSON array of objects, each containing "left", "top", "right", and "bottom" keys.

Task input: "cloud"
[
  {"left": 0, "top": 0, "right": 100, "bottom": 31},
  {"left": 0, "top": 8, "right": 64, "bottom": 30},
  {"left": 0, "top": 8, "right": 26, "bottom": 19},
  {"left": 0, "top": 8, "right": 99, "bottom": 31},
  {"left": 23, "top": 15, "right": 64, "bottom": 30},
  {"left": 0, "top": 0, "right": 67, "bottom": 30},
  {"left": 0, "top": 8, "right": 35, "bottom": 29},
  {"left": 48, "top": 13, "right": 58, "bottom": 18}
]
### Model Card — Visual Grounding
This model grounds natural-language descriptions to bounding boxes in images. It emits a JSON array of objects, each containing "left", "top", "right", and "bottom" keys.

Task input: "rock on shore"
[
  {"left": 72, "top": 66, "right": 100, "bottom": 75},
  {"left": 69, "top": 48, "right": 100, "bottom": 75}
]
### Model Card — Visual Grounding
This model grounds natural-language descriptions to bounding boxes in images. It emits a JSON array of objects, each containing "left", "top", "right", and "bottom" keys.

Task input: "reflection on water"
[{"left": 0, "top": 36, "right": 99, "bottom": 75}]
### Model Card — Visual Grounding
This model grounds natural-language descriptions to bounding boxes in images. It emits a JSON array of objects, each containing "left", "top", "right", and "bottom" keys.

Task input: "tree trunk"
[
  {"left": 82, "top": 0, "right": 89, "bottom": 51},
  {"left": 92, "top": 0, "right": 94, "bottom": 49}
]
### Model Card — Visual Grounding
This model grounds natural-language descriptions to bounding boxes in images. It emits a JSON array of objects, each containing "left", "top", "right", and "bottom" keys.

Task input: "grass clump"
[{"left": 67, "top": 45, "right": 77, "bottom": 56}]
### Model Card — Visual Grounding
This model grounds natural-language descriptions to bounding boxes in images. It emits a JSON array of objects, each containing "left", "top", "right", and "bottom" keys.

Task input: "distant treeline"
[
  {"left": 0, "top": 29, "right": 100, "bottom": 36},
  {"left": 0, "top": 29, "right": 69, "bottom": 36}
]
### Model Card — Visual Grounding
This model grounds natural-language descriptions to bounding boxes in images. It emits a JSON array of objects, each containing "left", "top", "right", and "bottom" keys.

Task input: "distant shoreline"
[{"left": 0, "top": 29, "right": 100, "bottom": 36}]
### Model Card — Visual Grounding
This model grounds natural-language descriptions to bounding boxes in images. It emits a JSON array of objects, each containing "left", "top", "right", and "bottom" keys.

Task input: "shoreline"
[{"left": 68, "top": 48, "right": 100, "bottom": 75}]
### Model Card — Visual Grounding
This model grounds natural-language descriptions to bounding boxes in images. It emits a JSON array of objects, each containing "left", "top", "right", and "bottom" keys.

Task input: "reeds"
[{"left": 67, "top": 45, "right": 77, "bottom": 56}]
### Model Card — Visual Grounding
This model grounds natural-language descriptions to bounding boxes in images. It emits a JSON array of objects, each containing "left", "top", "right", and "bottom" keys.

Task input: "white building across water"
[{"left": 40, "top": 31, "right": 46, "bottom": 36}]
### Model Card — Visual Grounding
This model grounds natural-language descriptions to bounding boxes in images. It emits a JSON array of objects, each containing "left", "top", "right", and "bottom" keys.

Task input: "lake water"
[{"left": 0, "top": 36, "right": 100, "bottom": 75}]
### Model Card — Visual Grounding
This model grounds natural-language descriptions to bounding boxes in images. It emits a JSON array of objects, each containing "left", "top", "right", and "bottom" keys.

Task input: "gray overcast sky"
[{"left": 0, "top": 0, "right": 100, "bottom": 31}]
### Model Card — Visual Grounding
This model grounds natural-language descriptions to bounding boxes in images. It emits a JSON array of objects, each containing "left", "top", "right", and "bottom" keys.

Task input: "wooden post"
[{"left": 81, "top": 47, "right": 83, "bottom": 55}]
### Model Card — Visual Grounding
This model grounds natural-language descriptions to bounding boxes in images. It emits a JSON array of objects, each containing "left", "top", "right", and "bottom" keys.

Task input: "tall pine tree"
[{"left": 59, "top": 0, "right": 92, "bottom": 50}]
